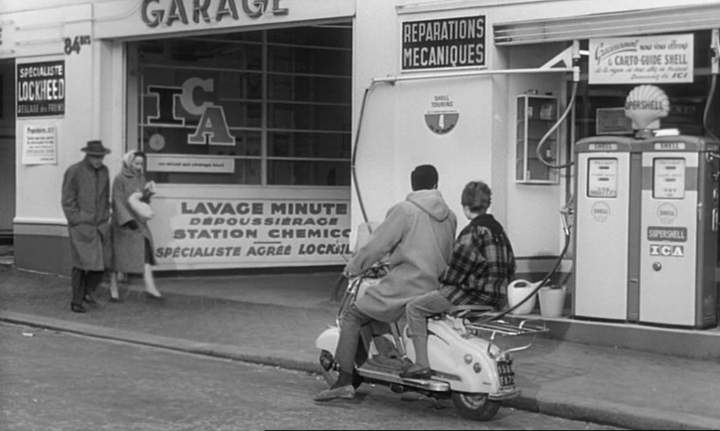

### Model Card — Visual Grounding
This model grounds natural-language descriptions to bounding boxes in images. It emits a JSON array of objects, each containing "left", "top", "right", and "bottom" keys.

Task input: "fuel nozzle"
[{"left": 560, "top": 205, "right": 574, "bottom": 237}]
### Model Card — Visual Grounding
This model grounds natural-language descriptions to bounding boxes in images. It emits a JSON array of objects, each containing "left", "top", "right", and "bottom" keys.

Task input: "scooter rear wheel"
[{"left": 451, "top": 392, "right": 500, "bottom": 421}]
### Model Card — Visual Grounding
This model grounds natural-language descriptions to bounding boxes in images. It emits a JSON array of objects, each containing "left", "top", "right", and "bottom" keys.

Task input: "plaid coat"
[{"left": 440, "top": 214, "right": 516, "bottom": 308}]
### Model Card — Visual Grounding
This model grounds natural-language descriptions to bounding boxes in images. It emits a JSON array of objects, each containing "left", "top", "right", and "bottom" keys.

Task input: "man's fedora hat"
[{"left": 81, "top": 140, "right": 111, "bottom": 156}]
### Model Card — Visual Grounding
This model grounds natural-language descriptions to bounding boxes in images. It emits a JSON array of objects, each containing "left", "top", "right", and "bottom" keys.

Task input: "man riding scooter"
[
  {"left": 313, "top": 164, "right": 457, "bottom": 402},
  {"left": 401, "top": 180, "right": 516, "bottom": 379}
]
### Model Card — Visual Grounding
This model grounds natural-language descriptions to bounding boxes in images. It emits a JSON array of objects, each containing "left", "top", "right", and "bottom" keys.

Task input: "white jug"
[{"left": 506, "top": 279, "right": 540, "bottom": 315}]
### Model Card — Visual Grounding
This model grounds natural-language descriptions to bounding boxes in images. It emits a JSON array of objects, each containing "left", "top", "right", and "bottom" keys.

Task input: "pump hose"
[
  {"left": 703, "top": 74, "right": 718, "bottom": 142},
  {"left": 472, "top": 218, "right": 572, "bottom": 324},
  {"left": 352, "top": 86, "right": 375, "bottom": 227},
  {"left": 535, "top": 81, "right": 578, "bottom": 170}
]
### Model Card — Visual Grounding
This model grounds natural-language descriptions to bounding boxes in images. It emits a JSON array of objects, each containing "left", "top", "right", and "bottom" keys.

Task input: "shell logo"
[{"left": 624, "top": 85, "right": 669, "bottom": 130}]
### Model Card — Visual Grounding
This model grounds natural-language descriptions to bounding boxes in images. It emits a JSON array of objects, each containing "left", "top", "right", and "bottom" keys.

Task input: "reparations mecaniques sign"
[{"left": 141, "top": 0, "right": 289, "bottom": 27}]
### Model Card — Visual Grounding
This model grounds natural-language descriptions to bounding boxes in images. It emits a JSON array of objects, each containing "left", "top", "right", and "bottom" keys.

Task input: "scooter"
[{"left": 315, "top": 266, "right": 548, "bottom": 421}]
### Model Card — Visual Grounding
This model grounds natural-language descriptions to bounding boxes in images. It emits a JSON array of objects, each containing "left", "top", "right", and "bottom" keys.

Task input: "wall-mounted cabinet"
[{"left": 516, "top": 95, "right": 560, "bottom": 184}]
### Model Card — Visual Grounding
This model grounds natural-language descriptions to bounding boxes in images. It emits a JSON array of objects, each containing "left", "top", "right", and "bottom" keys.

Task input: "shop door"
[{"left": 0, "top": 59, "right": 15, "bottom": 243}]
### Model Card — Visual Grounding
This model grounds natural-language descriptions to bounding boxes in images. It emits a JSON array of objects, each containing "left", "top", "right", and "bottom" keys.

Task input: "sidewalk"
[{"left": 1, "top": 264, "right": 719, "bottom": 430}]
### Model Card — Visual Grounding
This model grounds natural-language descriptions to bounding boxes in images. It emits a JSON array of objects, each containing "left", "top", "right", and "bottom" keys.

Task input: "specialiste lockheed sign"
[{"left": 16, "top": 61, "right": 65, "bottom": 117}]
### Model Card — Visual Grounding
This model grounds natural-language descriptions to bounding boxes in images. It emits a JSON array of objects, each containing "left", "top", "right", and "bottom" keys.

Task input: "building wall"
[
  {"left": 351, "top": 0, "right": 715, "bottom": 269},
  {"left": 2, "top": 0, "right": 717, "bottom": 274},
  {"left": 352, "top": 0, "right": 572, "bottom": 263}
]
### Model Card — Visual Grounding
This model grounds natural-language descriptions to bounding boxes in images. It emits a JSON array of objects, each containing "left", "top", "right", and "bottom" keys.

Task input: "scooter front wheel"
[{"left": 451, "top": 392, "right": 500, "bottom": 421}]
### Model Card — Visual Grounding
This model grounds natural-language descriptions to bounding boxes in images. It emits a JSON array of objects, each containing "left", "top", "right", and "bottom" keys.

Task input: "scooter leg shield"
[{"left": 315, "top": 326, "right": 340, "bottom": 353}]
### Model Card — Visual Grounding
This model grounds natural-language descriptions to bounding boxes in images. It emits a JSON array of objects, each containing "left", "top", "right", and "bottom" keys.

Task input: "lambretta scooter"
[{"left": 315, "top": 266, "right": 548, "bottom": 421}]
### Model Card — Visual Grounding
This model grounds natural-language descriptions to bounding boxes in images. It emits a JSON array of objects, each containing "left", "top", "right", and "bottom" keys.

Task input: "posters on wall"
[
  {"left": 16, "top": 61, "right": 65, "bottom": 117},
  {"left": 589, "top": 34, "right": 694, "bottom": 84},
  {"left": 22, "top": 124, "right": 57, "bottom": 165},
  {"left": 148, "top": 197, "right": 352, "bottom": 268}
]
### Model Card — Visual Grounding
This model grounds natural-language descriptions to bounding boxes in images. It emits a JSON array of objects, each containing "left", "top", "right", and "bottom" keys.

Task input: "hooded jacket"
[{"left": 347, "top": 189, "right": 457, "bottom": 322}]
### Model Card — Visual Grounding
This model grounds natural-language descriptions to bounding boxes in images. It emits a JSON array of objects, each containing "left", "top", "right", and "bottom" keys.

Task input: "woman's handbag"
[{"left": 128, "top": 191, "right": 154, "bottom": 221}]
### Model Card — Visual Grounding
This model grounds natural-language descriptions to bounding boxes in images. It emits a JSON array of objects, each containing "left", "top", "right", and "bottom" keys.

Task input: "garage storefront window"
[{"left": 130, "top": 25, "right": 352, "bottom": 186}]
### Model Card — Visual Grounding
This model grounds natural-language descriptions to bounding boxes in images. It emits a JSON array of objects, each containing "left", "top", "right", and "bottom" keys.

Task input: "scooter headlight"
[{"left": 463, "top": 354, "right": 473, "bottom": 364}]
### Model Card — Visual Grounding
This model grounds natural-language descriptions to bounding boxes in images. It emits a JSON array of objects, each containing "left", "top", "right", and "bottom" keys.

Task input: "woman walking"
[{"left": 109, "top": 150, "right": 162, "bottom": 300}]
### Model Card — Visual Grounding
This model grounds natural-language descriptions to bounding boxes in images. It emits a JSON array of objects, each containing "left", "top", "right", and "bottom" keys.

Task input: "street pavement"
[
  {"left": 0, "top": 323, "right": 619, "bottom": 430},
  {"left": 0, "top": 264, "right": 719, "bottom": 430}
]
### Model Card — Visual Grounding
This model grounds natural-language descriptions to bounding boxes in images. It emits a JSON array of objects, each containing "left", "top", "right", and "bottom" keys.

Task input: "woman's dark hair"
[
  {"left": 461, "top": 181, "right": 492, "bottom": 213},
  {"left": 133, "top": 151, "right": 146, "bottom": 160}
]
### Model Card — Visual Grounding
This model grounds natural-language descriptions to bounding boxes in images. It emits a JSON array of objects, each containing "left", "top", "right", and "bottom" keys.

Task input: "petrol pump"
[
  {"left": 573, "top": 136, "right": 639, "bottom": 321},
  {"left": 635, "top": 135, "right": 719, "bottom": 328},
  {"left": 572, "top": 83, "right": 720, "bottom": 328}
]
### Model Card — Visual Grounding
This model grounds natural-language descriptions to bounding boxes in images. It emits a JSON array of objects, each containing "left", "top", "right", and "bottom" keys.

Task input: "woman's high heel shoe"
[{"left": 144, "top": 291, "right": 164, "bottom": 301}]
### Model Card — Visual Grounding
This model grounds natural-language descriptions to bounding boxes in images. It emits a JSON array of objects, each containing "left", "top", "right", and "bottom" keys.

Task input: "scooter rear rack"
[
  {"left": 465, "top": 317, "right": 548, "bottom": 336},
  {"left": 463, "top": 317, "right": 549, "bottom": 358}
]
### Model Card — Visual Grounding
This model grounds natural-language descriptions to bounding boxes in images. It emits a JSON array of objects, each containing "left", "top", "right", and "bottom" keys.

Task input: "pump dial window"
[
  {"left": 652, "top": 158, "right": 685, "bottom": 199},
  {"left": 587, "top": 158, "right": 618, "bottom": 198}
]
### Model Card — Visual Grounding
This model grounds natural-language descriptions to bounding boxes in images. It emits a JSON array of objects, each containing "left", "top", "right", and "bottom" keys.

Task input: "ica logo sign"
[
  {"left": 146, "top": 77, "right": 235, "bottom": 146},
  {"left": 649, "top": 244, "right": 684, "bottom": 257}
]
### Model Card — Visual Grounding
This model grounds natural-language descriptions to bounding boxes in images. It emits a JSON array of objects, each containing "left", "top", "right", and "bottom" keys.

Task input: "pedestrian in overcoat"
[
  {"left": 61, "top": 140, "right": 112, "bottom": 313},
  {"left": 108, "top": 150, "right": 162, "bottom": 300}
]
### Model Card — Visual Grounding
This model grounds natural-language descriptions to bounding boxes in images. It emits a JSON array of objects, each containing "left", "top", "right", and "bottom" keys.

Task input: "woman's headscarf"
[{"left": 122, "top": 151, "right": 142, "bottom": 177}]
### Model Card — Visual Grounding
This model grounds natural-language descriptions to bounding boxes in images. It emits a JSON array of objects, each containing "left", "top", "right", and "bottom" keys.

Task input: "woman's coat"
[
  {"left": 111, "top": 164, "right": 154, "bottom": 274},
  {"left": 61, "top": 158, "right": 112, "bottom": 271}
]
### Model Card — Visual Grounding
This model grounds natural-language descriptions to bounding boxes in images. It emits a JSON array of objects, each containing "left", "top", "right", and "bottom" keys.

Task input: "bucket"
[
  {"left": 506, "top": 279, "right": 539, "bottom": 315},
  {"left": 539, "top": 285, "right": 567, "bottom": 318}
]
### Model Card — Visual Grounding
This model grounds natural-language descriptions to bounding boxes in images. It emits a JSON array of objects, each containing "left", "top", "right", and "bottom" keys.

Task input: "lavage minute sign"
[
  {"left": 141, "top": 0, "right": 289, "bottom": 27},
  {"left": 149, "top": 198, "right": 352, "bottom": 268}
]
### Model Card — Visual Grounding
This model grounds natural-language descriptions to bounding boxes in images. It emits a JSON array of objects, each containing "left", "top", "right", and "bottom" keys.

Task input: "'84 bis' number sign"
[{"left": 64, "top": 35, "right": 91, "bottom": 55}]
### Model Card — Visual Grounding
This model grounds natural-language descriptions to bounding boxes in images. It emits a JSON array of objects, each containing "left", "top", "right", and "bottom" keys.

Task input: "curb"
[
  {"left": 1, "top": 310, "right": 718, "bottom": 430},
  {"left": 507, "top": 393, "right": 720, "bottom": 430},
  {"left": 0, "top": 311, "right": 323, "bottom": 375}
]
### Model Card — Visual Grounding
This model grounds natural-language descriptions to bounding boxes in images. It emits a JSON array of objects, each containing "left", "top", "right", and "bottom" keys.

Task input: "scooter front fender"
[{"left": 315, "top": 326, "right": 340, "bottom": 354}]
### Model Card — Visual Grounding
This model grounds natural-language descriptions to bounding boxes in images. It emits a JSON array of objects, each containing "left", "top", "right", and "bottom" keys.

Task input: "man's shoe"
[
  {"left": 399, "top": 364, "right": 432, "bottom": 379},
  {"left": 70, "top": 303, "right": 87, "bottom": 313},
  {"left": 83, "top": 294, "right": 98, "bottom": 305},
  {"left": 313, "top": 385, "right": 355, "bottom": 402}
]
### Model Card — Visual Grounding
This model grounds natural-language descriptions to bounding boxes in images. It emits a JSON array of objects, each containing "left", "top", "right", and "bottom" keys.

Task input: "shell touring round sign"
[{"left": 425, "top": 95, "right": 459, "bottom": 134}]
